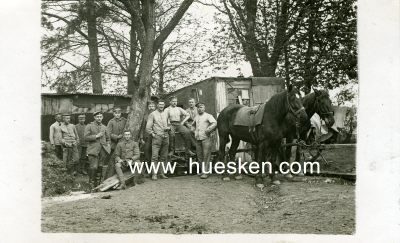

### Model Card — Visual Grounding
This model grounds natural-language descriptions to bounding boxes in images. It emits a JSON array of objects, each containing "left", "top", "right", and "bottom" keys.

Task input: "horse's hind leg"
[
  {"left": 228, "top": 137, "right": 242, "bottom": 180},
  {"left": 218, "top": 133, "right": 231, "bottom": 181},
  {"left": 218, "top": 132, "right": 228, "bottom": 162}
]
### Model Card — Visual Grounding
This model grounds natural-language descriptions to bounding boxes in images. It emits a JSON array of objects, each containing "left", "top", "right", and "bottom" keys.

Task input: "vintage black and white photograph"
[{"left": 39, "top": 0, "right": 359, "bottom": 234}]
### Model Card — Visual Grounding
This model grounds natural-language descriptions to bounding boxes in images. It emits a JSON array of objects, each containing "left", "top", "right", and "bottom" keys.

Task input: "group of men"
[{"left": 48, "top": 96, "right": 217, "bottom": 191}]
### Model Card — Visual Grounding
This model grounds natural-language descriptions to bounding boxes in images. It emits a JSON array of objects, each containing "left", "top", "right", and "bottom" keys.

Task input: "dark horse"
[
  {"left": 283, "top": 89, "right": 336, "bottom": 166},
  {"left": 217, "top": 85, "right": 309, "bottom": 188}
]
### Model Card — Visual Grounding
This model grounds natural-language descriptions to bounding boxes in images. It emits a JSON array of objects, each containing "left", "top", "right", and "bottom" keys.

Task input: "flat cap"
[{"left": 93, "top": 111, "right": 102, "bottom": 116}]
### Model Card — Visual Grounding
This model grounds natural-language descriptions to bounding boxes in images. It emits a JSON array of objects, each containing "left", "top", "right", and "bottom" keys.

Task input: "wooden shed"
[
  {"left": 165, "top": 76, "right": 285, "bottom": 117},
  {"left": 165, "top": 76, "right": 285, "bottom": 151},
  {"left": 41, "top": 93, "right": 132, "bottom": 141}
]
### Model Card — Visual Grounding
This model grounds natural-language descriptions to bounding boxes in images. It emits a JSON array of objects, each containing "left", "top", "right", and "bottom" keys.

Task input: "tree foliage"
[{"left": 209, "top": 0, "right": 357, "bottom": 93}]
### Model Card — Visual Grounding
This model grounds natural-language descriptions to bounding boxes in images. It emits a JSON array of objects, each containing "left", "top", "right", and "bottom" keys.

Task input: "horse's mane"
[
  {"left": 302, "top": 92, "right": 316, "bottom": 116},
  {"left": 302, "top": 90, "right": 330, "bottom": 118},
  {"left": 263, "top": 90, "right": 288, "bottom": 121}
]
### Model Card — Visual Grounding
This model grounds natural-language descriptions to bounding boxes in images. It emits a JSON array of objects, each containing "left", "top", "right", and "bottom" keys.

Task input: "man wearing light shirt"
[
  {"left": 49, "top": 113, "right": 63, "bottom": 159},
  {"left": 191, "top": 103, "right": 217, "bottom": 179},
  {"left": 164, "top": 96, "right": 195, "bottom": 157},
  {"left": 60, "top": 114, "right": 80, "bottom": 176},
  {"left": 146, "top": 100, "right": 170, "bottom": 180}
]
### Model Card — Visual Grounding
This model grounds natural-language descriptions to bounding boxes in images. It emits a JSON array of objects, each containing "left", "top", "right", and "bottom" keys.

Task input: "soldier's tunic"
[{"left": 84, "top": 121, "right": 111, "bottom": 169}]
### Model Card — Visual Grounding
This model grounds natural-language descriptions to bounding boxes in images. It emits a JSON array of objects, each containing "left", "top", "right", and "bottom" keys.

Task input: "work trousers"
[
  {"left": 151, "top": 134, "right": 169, "bottom": 175},
  {"left": 88, "top": 148, "right": 109, "bottom": 186},
  {"left": 77, "top": 145, "right": 87, "bottom": 171},
  {"left": 55, "top": 145, "right": 63, "bottom": 160},
  {"left": 63, "top": 144, "right": 79, "bottom": 172},
  {"left": 195, "top": 137, "right": 212, "bottom": 174}
]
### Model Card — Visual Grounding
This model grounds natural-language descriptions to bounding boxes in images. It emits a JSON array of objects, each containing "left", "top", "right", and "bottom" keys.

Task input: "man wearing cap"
[
  {"left": 191, "top": 103, "right": 217, "bottom": 179},
  {"left": 164, "top": 96, "right": 195, "bottom": 157},
  {"left": 114, "top": 130, "right": 141, "bottom": 190},
  {"left": 84, "top": 111, "right": 111, "bottom": 190},
  {"left": 146, "top": 100, "right": 170, "bottom": 180},
  {"left": 49, "top": 113, "right": 63, "bottom": 160},
  {"left": 139, "top": 101, "right": 156, "bottom": 163},
  {"left": 105, "top": 107, "right": 127, "bottom": 178},
  {"left": 107, "top": 107, "right": 127, "bottom": 150},
  {"left": 186, "top": 98, "right": 198, "bottom": 126},
  {"left": 60, "top": 114, "right": 80, "bottom": 175},
  {"left": 75, "top": 114, "right": 88, "bottom": 175},
  {"left": 185, "top": 98, "right": 198, "bottom": 147}
]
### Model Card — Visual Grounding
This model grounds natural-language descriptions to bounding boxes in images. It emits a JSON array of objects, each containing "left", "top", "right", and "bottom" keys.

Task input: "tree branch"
[{"left": 153, "top": 0, "right": 195, "bottom": 53}]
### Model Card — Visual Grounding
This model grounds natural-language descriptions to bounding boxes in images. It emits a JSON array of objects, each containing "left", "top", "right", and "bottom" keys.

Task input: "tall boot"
[
  {"left": 88, "top": 169, "right": 96, "bottom": 192},
  {"left": 80, "top": 162, "right": 88, "bottom": 175},
  {"left": 115, "top": 164, "right": 126, "bottom": 190},
  {"left": 72, "top": 163, "right": 78, "bottom": 176},
  {"left": 101, "top": 166, "right": 108, "bottom": 183},
  {"left": 95, "top": 167, "right": 102, "bottom": 187}
]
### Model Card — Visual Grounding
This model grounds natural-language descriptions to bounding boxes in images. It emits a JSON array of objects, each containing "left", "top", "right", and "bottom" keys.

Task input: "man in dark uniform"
[
  {"left": 84, "top": 111, "right": 111, "bottom": 190},
  {"left": 105, "top": 107, "right": 127, "bottom": 178}
]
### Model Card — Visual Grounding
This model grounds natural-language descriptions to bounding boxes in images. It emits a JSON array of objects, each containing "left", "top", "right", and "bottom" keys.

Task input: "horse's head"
[
  {"left": 287, "top": 85, "right": 308, "bottom": 125},
  {"left": 313, "top": 88, "right": 335, "bottom": 127}
]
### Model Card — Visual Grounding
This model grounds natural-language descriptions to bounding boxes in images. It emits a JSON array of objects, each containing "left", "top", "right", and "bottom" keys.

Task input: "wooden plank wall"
[{"left": 42, "top": 97, "right": 130, "bottom": 115}]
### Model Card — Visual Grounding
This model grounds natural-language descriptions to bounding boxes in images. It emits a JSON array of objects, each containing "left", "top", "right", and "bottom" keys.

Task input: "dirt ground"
[{"left": 42, "top": 174, "right": 355, "bottom": 234}]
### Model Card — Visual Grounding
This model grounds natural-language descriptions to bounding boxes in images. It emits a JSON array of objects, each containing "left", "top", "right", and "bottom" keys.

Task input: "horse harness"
[
  {"left": 286, "top": 93, "right": 306, "bottom": 140},
  {"left": 248, "top": 104, "right": 262, "bottom": 142}
]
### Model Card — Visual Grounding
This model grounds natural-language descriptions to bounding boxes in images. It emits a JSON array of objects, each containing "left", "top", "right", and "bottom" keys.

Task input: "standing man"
[
  {"left": 60, "top": 114, "right": 80, "bottom": 176},
  {"left": 84, "top": 111, "right": 111, "bottom": 190},
  {"left": 49, "top": 113, "right": 63, "bottom": 160},
  {"left": 192, "top": 103, "right": 217, "bottom": 179},
  {"left": 114, "top": 130, "right": 141, "bottom": 190},
  {"left": 105, "top": 107, "right": 127, "bottom": 178},
  {"left": 186, "top": 98, "right": 198, "bottom": 126},
  {"left": 75, "top": 114, "right": 88, "bottom": 175},
  {"left": 164, "top": 96, "right": 195, "bottom": 157},
  {"left": 140, "top": 101, "right": 156, "bottom": 163},
  {"left": 146, "top": 100, "right": 170, "bottom": 180},
  {"left": 185, "top": 98, "right": 198, "bottom": 147}
]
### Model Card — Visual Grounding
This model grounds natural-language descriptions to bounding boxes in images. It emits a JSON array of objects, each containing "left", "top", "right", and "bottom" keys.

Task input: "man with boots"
[
  {"left": 49, "top": 113, "right": 63, "bottom": 160},
  {"left": 60, "top": 114, "right": 80, "bottom": 176},
  {"left": 164, "top": 96, "right": 195, "bottom": 158},
  {"left": 114, "top": 130, "right": 140, "bottom": 190},
  {"left": 146, "top": 100, "right": 170, "bottom": 180},
  {"left": 105, "top": 107, "right": 127, "bottom": 178},
  {"left": 75, "top": 114, "right": 88, "bottom": 175},
  {"left": 84, "top": 111, "right": 111, "bottom": 191}
]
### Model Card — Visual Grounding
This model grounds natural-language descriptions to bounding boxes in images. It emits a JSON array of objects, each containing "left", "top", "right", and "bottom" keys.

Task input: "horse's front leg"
[
  {"left": 269, "top": 145, "right": 281, "bottom": 185},
  {"left": 255, "top": 142, "right": 265, "bottom": 189}
]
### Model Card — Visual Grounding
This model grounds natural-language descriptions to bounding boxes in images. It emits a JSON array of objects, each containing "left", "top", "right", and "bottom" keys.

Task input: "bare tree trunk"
[
  {"left": 86, "top": 0, "right": 102, "bottom": 94},
  {"left": 157, "top": 43, "right": 165, "bottom": 95},
  {"left": 126, "top": 0, "right": 156, "bottom": 139},
  {"left": 127, "top": 20, "right": 139, "bottom": 95},
  {"left": 125, "top": 0, "right": 194, "bottom": 139},
  {"left": 284, "top": 44, "right": 291, "bottom": 88},
  {"left": 303, "top": 10, "right": 317, "bottom": 95}
]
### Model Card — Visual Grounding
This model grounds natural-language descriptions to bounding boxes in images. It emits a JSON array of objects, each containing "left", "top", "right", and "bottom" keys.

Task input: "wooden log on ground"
[{"left": 94, "top": 171, "right": 135, "bottom": 192}]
